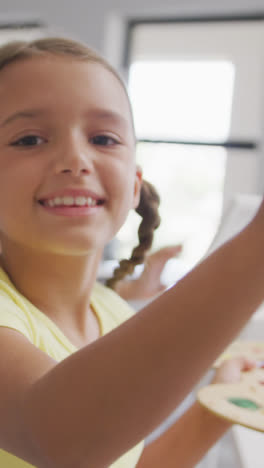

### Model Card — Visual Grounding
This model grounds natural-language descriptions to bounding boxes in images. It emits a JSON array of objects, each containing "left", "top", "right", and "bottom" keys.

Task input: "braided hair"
[{"left": 106, "top": 180, "right": 161, "bottom": 290}]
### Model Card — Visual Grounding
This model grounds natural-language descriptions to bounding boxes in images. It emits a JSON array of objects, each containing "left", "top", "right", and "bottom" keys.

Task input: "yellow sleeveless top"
[{"left": 0, "top": 266, "right": 144, "bottom": 467}]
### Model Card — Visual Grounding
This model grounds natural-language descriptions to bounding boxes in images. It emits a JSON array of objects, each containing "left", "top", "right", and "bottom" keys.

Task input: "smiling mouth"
[{"left": 38, "top": 199, "right": 105, "bottom": 208}]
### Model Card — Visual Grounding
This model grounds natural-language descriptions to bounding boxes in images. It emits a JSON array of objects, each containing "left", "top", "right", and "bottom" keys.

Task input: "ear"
[{"left": 132, "top": 165, "right": 143, "bottom": 209}]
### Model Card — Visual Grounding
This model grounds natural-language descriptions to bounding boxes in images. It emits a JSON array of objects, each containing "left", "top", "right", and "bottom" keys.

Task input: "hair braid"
[{"left": 106, "top": 180, "right": 161, "bottom": 290}]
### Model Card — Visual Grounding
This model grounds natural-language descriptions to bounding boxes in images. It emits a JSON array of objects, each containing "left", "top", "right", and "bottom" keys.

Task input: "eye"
[
  {"left": 10, "top": 135, "right": 46, "bottom": 147},
  {"left": 90, "top": 135, "right": 119, "bottom": 146}
]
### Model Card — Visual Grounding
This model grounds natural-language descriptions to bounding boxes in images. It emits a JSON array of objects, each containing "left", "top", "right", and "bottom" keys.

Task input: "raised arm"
[{"left": 1, "top": 205, "right": 264, "bottom": 468}]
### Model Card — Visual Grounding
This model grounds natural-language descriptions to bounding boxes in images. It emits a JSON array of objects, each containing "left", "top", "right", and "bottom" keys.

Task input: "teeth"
[{"left": 46, "top": 196, "right": 97, "bottom": 207}]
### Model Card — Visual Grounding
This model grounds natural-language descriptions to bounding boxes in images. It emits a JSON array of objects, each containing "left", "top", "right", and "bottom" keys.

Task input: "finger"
[
  {"left": 233, "top": 356, "right": 256, "bottom": 371},
  {"left": 147, "top": 245, "right": 183, "bottom": 263},
  {"left": 162, "top": 245, "right": 183, "bottom": 257}
]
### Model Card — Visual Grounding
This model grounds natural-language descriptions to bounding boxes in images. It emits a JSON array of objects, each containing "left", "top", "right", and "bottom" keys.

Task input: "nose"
[{"left": 53, "top": 131, "right": 93, "bottom": 176}]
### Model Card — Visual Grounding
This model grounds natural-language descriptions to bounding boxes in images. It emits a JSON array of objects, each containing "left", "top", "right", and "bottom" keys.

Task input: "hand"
[
  {"left": 211, "top": 356, "right": 256, "bottom": 385},
  {"left": 115, "top": 245, "right": 182, "bottom": 301}
]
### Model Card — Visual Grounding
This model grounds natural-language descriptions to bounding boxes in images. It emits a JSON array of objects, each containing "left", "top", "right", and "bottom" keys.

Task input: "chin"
[{"left": 44, "top": 237, "right": 106, "bottom": 257}]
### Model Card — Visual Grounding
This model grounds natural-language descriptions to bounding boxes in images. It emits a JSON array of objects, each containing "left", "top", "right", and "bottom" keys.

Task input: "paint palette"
[
  {"left": 198, "top": 368, "right": 264, "bottom": 432},
  {"left": 214, "top": 341, "right": 264, "bottom": 368}
]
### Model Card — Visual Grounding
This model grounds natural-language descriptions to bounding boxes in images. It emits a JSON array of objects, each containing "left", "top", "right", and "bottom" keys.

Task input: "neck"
[{"left": 0, "top": 240, "right": 103, "bottom": 342}]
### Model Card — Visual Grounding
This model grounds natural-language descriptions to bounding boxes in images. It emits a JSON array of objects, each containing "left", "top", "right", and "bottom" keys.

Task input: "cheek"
[
  {"left": 0, "top": 165, "right": 39, "bottom": 227},
  {"left": 102, "top": 161, "right": 136, "bottom": 226},
  {"left": 108, "top": 163, "right": 135, "bottom": 205}
]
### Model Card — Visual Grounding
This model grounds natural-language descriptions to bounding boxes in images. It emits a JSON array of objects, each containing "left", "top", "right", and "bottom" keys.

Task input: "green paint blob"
[{"left": 228, "top": 397, "right": 260, "bottom": 411}]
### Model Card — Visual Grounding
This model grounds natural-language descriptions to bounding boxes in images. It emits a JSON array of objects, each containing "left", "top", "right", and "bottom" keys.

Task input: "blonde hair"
[{"left": 0, "top": 36, "right": 161, "bottom": 288}]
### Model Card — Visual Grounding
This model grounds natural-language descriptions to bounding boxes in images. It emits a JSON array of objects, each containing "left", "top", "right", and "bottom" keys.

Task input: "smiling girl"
[{"left": 0, "top": 37, "right": 263, "bottom": 468}]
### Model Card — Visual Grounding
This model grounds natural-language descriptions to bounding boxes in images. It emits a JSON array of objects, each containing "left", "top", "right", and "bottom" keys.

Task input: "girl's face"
[{"left": 0, "top": 55, "right": 141, "bottom": 256}]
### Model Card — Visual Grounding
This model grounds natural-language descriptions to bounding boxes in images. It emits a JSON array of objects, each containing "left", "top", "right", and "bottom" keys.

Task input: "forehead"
[{"left": 0, "top": 56, "right": 132, "bottom": 126}]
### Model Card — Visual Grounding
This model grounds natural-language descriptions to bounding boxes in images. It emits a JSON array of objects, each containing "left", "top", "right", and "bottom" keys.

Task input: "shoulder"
[{"left": 0, "top": 269, "right": 34, "bottom": 342}]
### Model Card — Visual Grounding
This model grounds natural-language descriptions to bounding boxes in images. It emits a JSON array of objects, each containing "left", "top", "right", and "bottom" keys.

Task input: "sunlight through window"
[
  {"left": 128, "top": 61, "right": 235, "bottom": 142},
  {"left": 115, "top": 60, "right": 234, "bottom": 285}
]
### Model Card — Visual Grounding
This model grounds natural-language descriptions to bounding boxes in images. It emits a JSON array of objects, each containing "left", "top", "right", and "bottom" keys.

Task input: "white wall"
[{"left": 1, "top": 0, "right": 264, "bottom": 55}]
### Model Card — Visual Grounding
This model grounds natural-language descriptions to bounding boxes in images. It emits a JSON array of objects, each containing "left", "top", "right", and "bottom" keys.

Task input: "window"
[
  {"left": 118, "top": 143, "right": 226, "bottom": 283},
  {"left": 0, "top": 22, "right": 47, "bottom": 45},
  {"left": 114, "top": 17, "right": 262, "bottom": 284},
  {"left": 129, "top": 60, "right": 235, "bottom": 142}
]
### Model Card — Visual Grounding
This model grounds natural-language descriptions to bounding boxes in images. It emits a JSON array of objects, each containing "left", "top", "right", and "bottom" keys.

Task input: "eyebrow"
[
  {"left": 0, "top": 108, "right": 130, "bottom": 130},
  {"left": 0, "top": 109, "right": 47, "bottom": 128}
]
